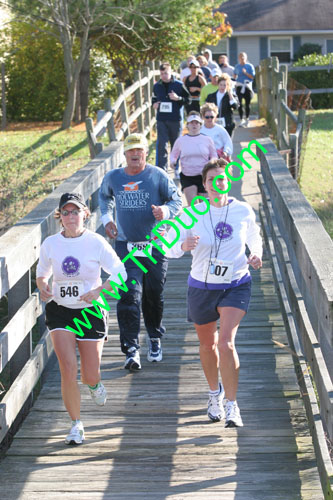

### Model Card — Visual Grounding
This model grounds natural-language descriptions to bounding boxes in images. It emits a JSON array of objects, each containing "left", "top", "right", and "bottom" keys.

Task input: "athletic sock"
[{"left": 88, "top": 383, "right": 99, "bottom": 390}]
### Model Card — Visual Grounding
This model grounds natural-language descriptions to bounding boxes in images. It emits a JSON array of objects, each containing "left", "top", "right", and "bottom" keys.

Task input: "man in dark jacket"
[{"left": 152, "top": 62, "right": 189, "bottom": 173}]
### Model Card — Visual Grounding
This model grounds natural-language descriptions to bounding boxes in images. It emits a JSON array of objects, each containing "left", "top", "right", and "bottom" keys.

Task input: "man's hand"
[
  {"left": 168, "top": 91, "right": 180, "bottom": 101},
  {"left": 242, "top": 68, "right": 247, "bottom": 74},
  {"left": 181, "top": 235, "right": 200, "bottom": 251},
  {"left": 151, "top": 204, "right": 167, "bottom": 221},
  {"left": 105, "top": 221, "right": 118, "bottom": 239},
  {"left": 153, "top": 102, "right": 160, "bottom": 110}
]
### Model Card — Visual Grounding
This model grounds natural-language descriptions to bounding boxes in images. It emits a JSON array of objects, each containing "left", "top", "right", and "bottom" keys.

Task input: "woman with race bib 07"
[
  {"left": 36, "top": 192, "right": 126, "bottom": 445},
  {"left": 166, "top": 159, "right": 262, "bottom": 427}
]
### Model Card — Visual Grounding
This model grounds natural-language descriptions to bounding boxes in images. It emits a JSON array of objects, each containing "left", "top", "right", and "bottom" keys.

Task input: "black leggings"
[{"left": 236, "top": 86, "right": 252, "bottom": 119}]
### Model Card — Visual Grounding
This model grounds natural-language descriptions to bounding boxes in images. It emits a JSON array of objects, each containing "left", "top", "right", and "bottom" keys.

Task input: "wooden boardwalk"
[
  {"left": 0, "top": 121, "right": 325, "bottom": 499},
  {"left": 0, "top": 252, "right": 323, "bottom": 499}
]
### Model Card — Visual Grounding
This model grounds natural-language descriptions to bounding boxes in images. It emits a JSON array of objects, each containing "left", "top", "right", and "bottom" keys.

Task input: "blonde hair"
[
  {"left": 217, "top": 73, "right": 232, "bottom": 92},
  {"left": 188, "top": 110, "right": 201, "bottom": 119},
  {"left": 196, "top": 55, "right": 208, "bottom": 66},
  {"left": 201, "top": 102, "right": 218, "bottom": 117}
]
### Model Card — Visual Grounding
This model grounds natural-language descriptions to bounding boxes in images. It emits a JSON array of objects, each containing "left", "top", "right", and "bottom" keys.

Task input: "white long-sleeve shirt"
[
  {"left": 37, "top": 229, "right": 127, "bottom": 308},
  {"left": 201, "top": 124, "right": 233, "bottom": 155},
  {"left": 165, "top": 199, "right": 262, "bottom": 289}
]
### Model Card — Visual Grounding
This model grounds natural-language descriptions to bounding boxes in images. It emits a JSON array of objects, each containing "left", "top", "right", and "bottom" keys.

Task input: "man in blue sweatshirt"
[
  {"left": 152, "top": 62, "right": 189, "bottom": 173},
  {"left": 99, "top": 133, "right": 182, "bottom": 371}
]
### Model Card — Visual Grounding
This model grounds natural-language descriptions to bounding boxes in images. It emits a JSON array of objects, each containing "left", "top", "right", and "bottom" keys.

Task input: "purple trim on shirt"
[{"left": 188, "top": 272, "right": 251, "bottom": 290}]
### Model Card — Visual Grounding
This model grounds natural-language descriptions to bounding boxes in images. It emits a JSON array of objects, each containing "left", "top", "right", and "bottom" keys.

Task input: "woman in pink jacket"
[{"left": 170, "top": 111, "right": 217, "bottom": 205}]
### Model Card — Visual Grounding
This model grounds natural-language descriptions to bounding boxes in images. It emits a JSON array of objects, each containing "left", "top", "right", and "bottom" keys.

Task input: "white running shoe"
[
  {"left": 244, "top": 118, "right": 249, "bottom": 127},
  {"left": 124, "top": 346, "right": 141, "bottom": 371},
  {"left": 89, "top": 382, "right": 107, "bottom": 406},
  {"left": 239, "top": 119, "right": 246, "bottom": 127},
  {"left": 65, "top": 420, "right": 85, "bottom": 445},
  {"left": 207, "top": 382, "right": 225, "bottom": 422},
  {"left": 147, "top": 337, "right": 163, "bottom": 362},
  {"left": 225, "top": 400, "right": 243, "bottom": 427}
]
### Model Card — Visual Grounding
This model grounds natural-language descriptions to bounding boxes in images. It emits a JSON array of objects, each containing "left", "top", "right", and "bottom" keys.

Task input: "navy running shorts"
[{"left": 187, "top": 281, "right": 251, "bottom": 325}]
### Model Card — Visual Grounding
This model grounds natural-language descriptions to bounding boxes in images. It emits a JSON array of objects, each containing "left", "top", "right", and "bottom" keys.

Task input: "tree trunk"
[
  {"left": 74, "top": 78, "right": 80, "bottom": 123},
  {"left": 79, "top": 47, "right": 90, "bottom": 122},
  {"left": 61, "top": 76, "right": 77, "bottom": 129}
]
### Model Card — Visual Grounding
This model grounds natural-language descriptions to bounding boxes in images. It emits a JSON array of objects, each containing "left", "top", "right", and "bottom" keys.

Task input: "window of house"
[
  {"left": 269, "top": 38, "right": 292, "bottom": 63},
  {"left": 327, "top": 40, "right": 333, "bottom": 53}
]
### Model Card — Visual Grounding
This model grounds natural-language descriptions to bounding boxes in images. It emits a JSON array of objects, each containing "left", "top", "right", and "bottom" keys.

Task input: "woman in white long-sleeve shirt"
[
  {"left": 166, "top": 159, "right": 262, "bottom": 427},
  {"left": 200, "top": 102, "right": 233, "bottom": 162},
  {"left": 36, "top": 192, "right": 127, "bottom": 445}
]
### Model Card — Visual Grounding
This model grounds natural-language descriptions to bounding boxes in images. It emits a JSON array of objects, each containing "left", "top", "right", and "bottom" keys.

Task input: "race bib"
[
  {"left": 54, "top": 280, "right": 84, "bottom": 306},
  {"left": 127, "top": 241, "right": 152, "bottom": 257},
  {"left": 160, "top": 102, "right": 172, "bottom": 113},
  {"left": 203, "top": 259, "right": 234, "bottom": 284},
  {"left": 216, "top": 117, "right": 226, "bottom": 127}
]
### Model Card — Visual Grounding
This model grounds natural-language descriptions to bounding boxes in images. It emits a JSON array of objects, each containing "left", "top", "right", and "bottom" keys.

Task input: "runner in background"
[
  {"left": 170, "top": 111, "right": 217, "bottom": 206},
  {"left": 200, "top": 102, "right": 233, "bottom": 162},
  {"left": 165, "top": 159, "right": 263, "bottom": 427},
  {"left": 99, "top": 133, "right": 182, "bottom": 372},
  {"left": 152, "top": 62, "right": 189, "bottom": 175},
  {"left": 234, "top": 52, "right": 255, "bottom": 127},
  {"left": 184, "top": 60, "right": 206, "bottom": 114},
  {"left": 206, "top": 74, "right": 238, "bottom": 138},
  {"left": 36, "top": 192, "right": 127, "bottom": 445}
]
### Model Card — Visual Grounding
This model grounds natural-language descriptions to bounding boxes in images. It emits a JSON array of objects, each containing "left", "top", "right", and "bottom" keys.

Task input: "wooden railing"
[
  {"left": 288, "top": 56, "right": 333, "bottom": 95},
  {"left": 257, "top": 138, "right": 333, "bottom": 498},
  {"left": 85, "top": 61, "right": 160, "bottom": 159},
  {"left": 256, "top": 57, "right": 306, "bottom": 179}
]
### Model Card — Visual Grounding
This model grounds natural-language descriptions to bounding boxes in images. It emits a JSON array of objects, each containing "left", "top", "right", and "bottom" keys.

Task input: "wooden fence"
[
  {"left": 257, "top": 138, "right": 333, "bottom": 498},
  {"left": 86, "top": 61, "right": 160, "bottom": 159},
  {"left": 288, "top": 56, "right": 333, "bottom": 95},
  {"left": 256, "top": 57, "right": 306, "bottom": 179}
]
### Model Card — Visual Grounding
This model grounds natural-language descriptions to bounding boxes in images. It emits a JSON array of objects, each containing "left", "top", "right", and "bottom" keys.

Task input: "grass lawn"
[
  {"left": 0, "top": 124, "right": 92, "bottom": 233},
  {"left": 299, "top": 109, "right": 333, "bottom": 239}
]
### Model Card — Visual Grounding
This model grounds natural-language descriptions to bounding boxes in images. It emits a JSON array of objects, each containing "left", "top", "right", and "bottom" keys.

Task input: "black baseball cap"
[{"left": 59, "top": 192, "right": 86, "bottom": 210}]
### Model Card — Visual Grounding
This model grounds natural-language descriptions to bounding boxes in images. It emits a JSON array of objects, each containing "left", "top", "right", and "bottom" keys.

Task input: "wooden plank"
[
  {"left": 289, "top": 64, "right": 332, "bottom": 72},
  {"left": 260, "top": 203, "right": 333, "bottom": 498},
  {"left": 0, "top": 329, "right": 53, "bottom": 443},
  {"left": 288, "top": 88, "right": 333, "bottom": 95},
  {"left": 0, "top": 293, "right": 42, "bottom": 371},
  {"left": 259, "top": 174, "right": 333, "bottom": 439}
]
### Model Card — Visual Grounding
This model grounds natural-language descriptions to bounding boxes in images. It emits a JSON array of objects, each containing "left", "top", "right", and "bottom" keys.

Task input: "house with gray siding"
[{"left": 207, "top": 0, "right": 333, "bottom": 66}]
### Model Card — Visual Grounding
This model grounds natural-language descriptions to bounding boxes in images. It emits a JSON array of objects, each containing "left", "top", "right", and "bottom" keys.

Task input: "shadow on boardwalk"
[{"left": 0, "top": 117, "right": 323, "bottom": 500}]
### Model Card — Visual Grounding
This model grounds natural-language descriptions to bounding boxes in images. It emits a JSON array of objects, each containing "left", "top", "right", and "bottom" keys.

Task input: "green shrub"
[
  {"left": 293, "top": 43, "right": 322, "bottom": 62},
  {"left": 290, "top": 53, "right": 333, "bottom": 109}
]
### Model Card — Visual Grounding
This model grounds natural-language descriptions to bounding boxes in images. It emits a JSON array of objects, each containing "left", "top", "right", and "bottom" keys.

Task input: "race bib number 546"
[{"left": 54, "top": 280, "right": 84, "bottom": 306}]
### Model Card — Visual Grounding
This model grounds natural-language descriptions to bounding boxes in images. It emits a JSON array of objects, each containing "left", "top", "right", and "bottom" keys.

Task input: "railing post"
[
  {"left": 85, "top": 117, "right": 103, "bottom": 159},
  {"left": 8, "top": 271, "right": 32, "bottom": 384},
  {"left": 279, "top": 88, "right": 288, "bottom": 150},
  {"left": 104, "top": 98, "right": 116, "bottom": 142},
  {"left": 143, "top": 66, "right": 152, "bottom": 139},
  {"left": 134, "top": 70, "right": 144, "bottom": 134},
  {"left": 289, "top": 133, "right": 298, "bottom": 179},
  {"left": 117, "top": 83, "right": 129, "bottom": 139}
]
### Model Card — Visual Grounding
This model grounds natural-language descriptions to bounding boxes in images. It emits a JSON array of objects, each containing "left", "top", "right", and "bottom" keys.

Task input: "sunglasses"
[
  {"left": 61, "top": 209, "right": 82, "bottom": 216},
  {"left": 204, "top": 115, "right": 215, "bottom": 119}
]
